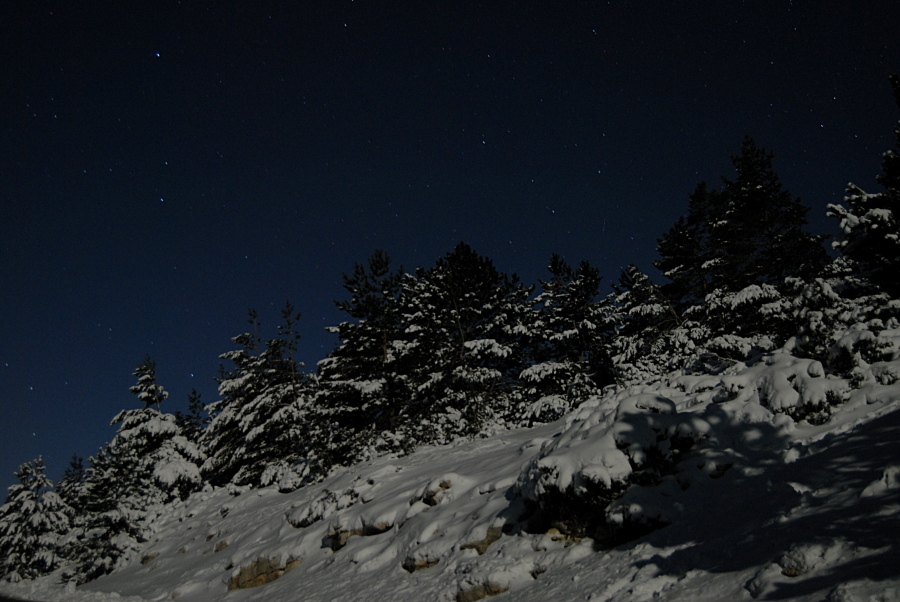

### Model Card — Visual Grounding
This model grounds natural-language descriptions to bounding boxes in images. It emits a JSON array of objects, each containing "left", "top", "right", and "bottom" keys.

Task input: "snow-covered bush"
[{"left": 516, "top": 388, "right": 709, "bottom": 542}]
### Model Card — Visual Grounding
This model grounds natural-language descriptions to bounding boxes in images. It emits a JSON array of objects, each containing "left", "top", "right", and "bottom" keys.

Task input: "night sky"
[{"left": 2, "top": 1, "right": 898, "bottom": 490}]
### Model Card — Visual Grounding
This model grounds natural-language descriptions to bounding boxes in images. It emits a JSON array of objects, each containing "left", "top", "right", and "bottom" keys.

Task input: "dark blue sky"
[{"left": 1, "top": 1, "right": 898, "bottom": 489}]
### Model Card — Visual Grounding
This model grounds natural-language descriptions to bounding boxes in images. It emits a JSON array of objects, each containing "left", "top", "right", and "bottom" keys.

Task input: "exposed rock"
[
  {"left": 214, "top": 539, "right": 229, "bottom": 552},
  {"left": 326, "top": 528, "right": 363, "bottom": 551},
  {"left": 140, "top": 553, "right": 159, "bottom": 565},
  {"left": 401, "top": 555, "right": 439, "bottom": 573},
  {"left": 363, "top": 521, "right": 393, "bottom": 536},
  {"left": 326, "top": 520, "right": 394, "bottom": 551},
  {"left": 455, "top": 581, "right": 509, "bottom": 602},
  {"left": 227, "top": 555, "right": 301, "bottom": 590},
  {"left": 422, "top": 480, "right": 452, "bottom": 506},
  {"left": 460, "top": 525, "right": 503, "bottom": 555}
]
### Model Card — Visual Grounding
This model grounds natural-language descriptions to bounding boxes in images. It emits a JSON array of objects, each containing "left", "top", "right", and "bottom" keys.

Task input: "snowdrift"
[{"left": 3, "top": 341, "right": 900, "bottom": 602}]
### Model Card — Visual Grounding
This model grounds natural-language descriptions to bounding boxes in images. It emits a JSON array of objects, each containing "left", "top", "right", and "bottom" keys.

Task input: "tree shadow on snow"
[{"left": 628, "top": 403, "right": 900, "bottom": 598}]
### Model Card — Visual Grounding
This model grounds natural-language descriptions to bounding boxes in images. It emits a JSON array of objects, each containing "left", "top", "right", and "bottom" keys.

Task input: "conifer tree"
[
  {"left": 657, "top": 137, "right": 828, "bottom": 305},
  {"left": 519, "top": 255, "right": 614, "bottom": 422},
  {"left": 398, "top": 242, "right": 533, "bottom": 442},
  {"left": 316, "top": 250, "right": 408, "bottom": 466},
  {"left": 0, "top": 457, "right": 70, "bottom": 582},
  {"left": 66, "top": 360, "right": 202, "bottom": 583},
  {"left": 709, "top": 137, "right": 828, "bottom": 290},
  {"left": 130, "top": 355, "right": 168, "bottom": 410},
  {"left": 174, "top": 388, "right": 209, "bottom": 444},
  {"left": 829, "top": 75, "right": 900, "bottom": 297},
  {"left": 202, "top": 311, "right": 265, "bottom": 487},
  {"left": 56, "top": 455, "right": 88, "bottom": 520},
  {"left": 202, "top": 304, "right": 315, "bottom": 490},
  {"left": 611, "top": 265, "right": 692, "bottom": 381},
  {"left": 655, "top": 183, "right": 717, "bottom": 307}
]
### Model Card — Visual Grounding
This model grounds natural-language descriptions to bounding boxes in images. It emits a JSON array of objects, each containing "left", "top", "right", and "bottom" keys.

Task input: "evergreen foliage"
[
  {"left": 657, "top": 137, "right": 828, "bottom": 305},
  {"left": 519, "top": 255, "right": 614, "bottom": 422},
  {"left": 397, "top": 242, "right": 534, "bottom": 443},
  {"left": 174, "top": 388, "right": 209, "bottom": 445},
  {"left": 0, "top": 457, "right": 70, "bottom": 582},
  {"left": 64, "top": 360, "right": 202, "bottom": 583},
  {"left": 610, "top": 265, "right": 692, "bottom": 381},
  {"left": 130, "top": 356, "right": 168, "bottom": 410},
  {"left": 11, "top": 116, "right": 900, "bottom": 588},
  {"left": 202, "top": 304, "right": 315, "bottom": 490},
  {"left": 654, "top": 183, "right": 716, "bottom": 307},
  {"left": 55, "top": 455, "right": 86, "bottom": 512},
  {"left": 828, "top": 75, "right": 900, "bottom": 297},
  {"left": 316, "top": 250, "right": 408, "bottom": 466}
]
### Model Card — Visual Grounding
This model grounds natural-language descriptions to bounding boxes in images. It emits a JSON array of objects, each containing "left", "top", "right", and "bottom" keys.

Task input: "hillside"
[{"left": 3, "top": 339, "right": 899, "bottom": 602}]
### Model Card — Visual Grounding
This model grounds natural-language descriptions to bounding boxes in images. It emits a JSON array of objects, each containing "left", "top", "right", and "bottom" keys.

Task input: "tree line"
[{"left": 2, "top": 76, "right": 898, "bottom": 585}]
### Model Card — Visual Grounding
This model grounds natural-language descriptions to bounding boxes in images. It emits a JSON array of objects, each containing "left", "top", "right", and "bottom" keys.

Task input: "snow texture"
[{"left": 2, "top": 337, "right": 899, "bottom": 602}]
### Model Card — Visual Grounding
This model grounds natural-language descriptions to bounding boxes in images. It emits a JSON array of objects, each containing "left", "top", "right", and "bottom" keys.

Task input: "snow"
[{"left": 4, "top": 344, "right": 900, "bottom": 601}]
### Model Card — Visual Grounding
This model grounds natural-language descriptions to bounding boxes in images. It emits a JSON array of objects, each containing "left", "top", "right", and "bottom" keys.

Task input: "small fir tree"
[
  {"left": 130, "top": 356, "right": 168, "bottom": 410},
  {"left": 0, "top": 457, "right": 70, "bottom": 582},
  {"left": 316, "top": 250, "right": 408, "bottom": 467},
  {"left": 65, "top": 360, "right": 202, "bottom": 583},
  {"left": 828, "top": 75, "right": 900, "bottom": 297},
  {"left": 174, "top": 388, "right": 209, "bottom": 444},
  {"left": 519, "top": 255, "right": 614, "bottom": 422},
  {"left": 202, "top": 304, "right": 315, "bottom": 490}
]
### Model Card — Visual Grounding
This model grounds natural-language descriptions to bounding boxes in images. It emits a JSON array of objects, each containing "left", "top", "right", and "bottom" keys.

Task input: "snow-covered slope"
[{"left": 3, "top": 346, "right": 900, "bottom": 602}]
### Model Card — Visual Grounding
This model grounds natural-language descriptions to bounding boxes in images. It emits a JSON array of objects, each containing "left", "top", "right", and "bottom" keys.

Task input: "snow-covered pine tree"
[
  {"left": 708, "top": 136, "right": 829, "bottom": 291},
  {"left": 649, "top": 138, "right": 830, "bottom": 370},
  {"left": 130, "top": 355, "right": 168, "bottom": 410},
  {"left": 316, "top": 250, "right": 409, "bottom": 467},
  {"left": 828, "top": 75, "right": 900, "bottom": 298},
  {"left": 66, "top": 359, "right": 203, "bottom": 583},
  {"left": 610, "top": 265, "right": 693, "bottom": 382},
  {"left": 0, "top": 457, "right": 70, "bottom": 582},
  {"left": 202, "top": 304, "right": 315, "bottom": 491},
  {"left": 237, "top": 302, "right": 316, "bottom": 490},
  {"left": 655, "top": 183, "right": 717, "bottom": 309},
  {"left": 202, "top": 310, "right": 266, "bottom": 487},
  {"left": 657, "top": 138, "right": 828, "bottom": 303},
  {"left": 519, "top": 255, "right": 614, "bottom": 423},
  {"left": 398, "top": 243, "right": 533, "bottom": 443}
]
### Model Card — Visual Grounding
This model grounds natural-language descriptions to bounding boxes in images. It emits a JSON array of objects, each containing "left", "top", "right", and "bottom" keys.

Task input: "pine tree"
[
  {"left": 828, "top": 75, "right": 900, "bottom": 297},
  {"left": 202, "top": 304, "right": 315, "bottom": 490},
  {"left": 611, "top": 265, "right": 692, "bottom": 382},
  {"left": 130, "top": 356, "right": 168, "bottom": 410},
  {"left": 56, "top": 455, "right": 87, "bottom": 520},
  {"left": 709, "top": 137, "right": 828, "bottom": 290},
  {"left": 519, "top": 255, "right": 614, "bottom": 422},
  {"left": 202, "top": 310, "right": 266, "bottom": 487},
  {"left": 0, "top": 457, "right": 70, "bottom": 582},
  {"left": 316, "top": 250, "right": 408, "bottom": 466},
  {"left": 66, "top": 360, "right": 202, "bottom": 583},
  {"left": 655, "top": 183, "right": 718, "bottom": 308},
  {"left": 657, "top": 138, "right": 828, "bottom": 304},
  {"left": 237, "top": 302, "right": 314, "bottom": 489},
  {"left": 398, "top": 242, "right": 533, "bottom": 442},
  {"left": 65, "top": 444, "right": 148, "bottom": 583},
  {"left": 174, "top": 388, "right": 209, "bottom": 444}
]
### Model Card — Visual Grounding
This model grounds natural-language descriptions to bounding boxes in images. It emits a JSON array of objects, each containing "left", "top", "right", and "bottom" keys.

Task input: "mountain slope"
[{"left": 3, "top": 345, "right": 900, "bottom": 602}]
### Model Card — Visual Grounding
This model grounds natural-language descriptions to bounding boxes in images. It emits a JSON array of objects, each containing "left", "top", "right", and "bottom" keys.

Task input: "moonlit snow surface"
[{"left": 2, "top": 343, "right": 900, "bottom": 602}]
